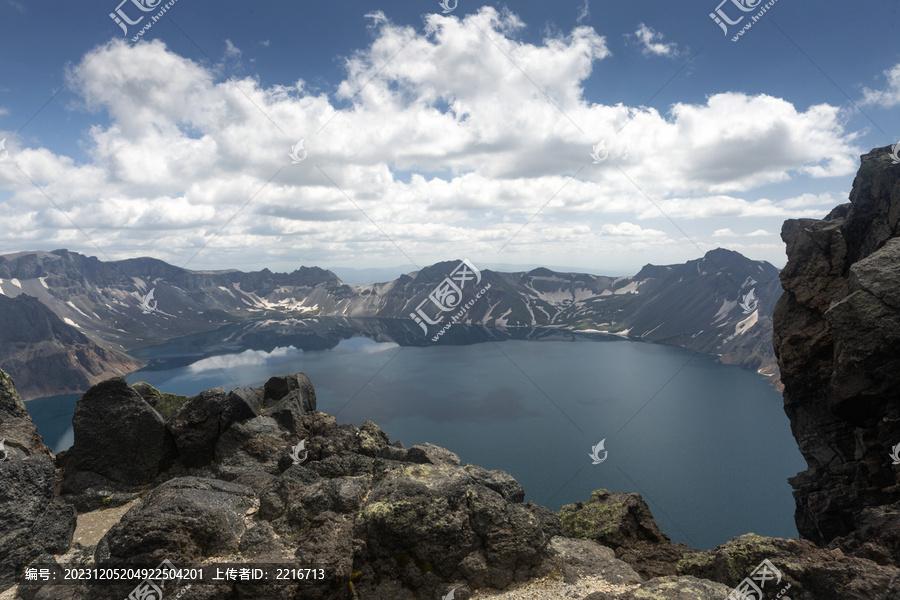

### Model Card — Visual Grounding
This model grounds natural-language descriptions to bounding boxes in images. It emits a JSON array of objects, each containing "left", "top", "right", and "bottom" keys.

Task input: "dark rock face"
[
  {"left": 773, "top": 146, "right": 900, "bottom": 557},
  {"left": 62, "top": 378, "right": 177, "bottom": 488},
  {"left": 0, "top": 455, "right": 58, "bottom": 587},
  {"left": 677, "top": 534, "right": 898, "bottom": 600},
  {"left": 559, "top": 489, "right": 696, "bottom": 579},
  {"left": 0, "top": 368, "right": 76, "bottom": 593},
  {"left": 0, "top": 368, "right": 49, "bottom": 458}
]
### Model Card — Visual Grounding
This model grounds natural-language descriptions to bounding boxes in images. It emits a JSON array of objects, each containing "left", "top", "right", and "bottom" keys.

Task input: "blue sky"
[{"left": 0, "top": 0, "right": 898, "bottom": 275}]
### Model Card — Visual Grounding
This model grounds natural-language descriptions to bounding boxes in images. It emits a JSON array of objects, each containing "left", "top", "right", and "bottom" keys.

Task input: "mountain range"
[{"left": 0, "top": 247, "right": 782, "bottom": 399}]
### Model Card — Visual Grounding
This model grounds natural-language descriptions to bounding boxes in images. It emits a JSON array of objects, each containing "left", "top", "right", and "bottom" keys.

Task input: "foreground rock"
[
  {"left": 5, "top": 365, "right": 900, "bottom": 598},
  {"left": 1, "top": 373, "right": 757, "bottom": 599},
  {"left": 774, "top": 146, "right": 900, "bottom": 563},
  {"left": 49, "top": 375, "right": 581, "bottom": 599}
]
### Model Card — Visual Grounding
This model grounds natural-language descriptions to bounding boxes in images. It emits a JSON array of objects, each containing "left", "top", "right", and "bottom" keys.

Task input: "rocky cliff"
[{"left": 774, "top": 145, "right": 900, "bottom": 562}]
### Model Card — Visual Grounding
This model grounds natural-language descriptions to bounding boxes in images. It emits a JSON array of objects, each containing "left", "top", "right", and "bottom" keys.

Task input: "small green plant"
[{"left": 101, "top": 497, "right": 111, "bottom": 507}]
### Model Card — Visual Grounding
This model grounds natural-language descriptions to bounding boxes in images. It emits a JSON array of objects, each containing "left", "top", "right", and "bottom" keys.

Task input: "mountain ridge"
[{"left": 0, "top": 248, "right": 782, "bottom": 399}]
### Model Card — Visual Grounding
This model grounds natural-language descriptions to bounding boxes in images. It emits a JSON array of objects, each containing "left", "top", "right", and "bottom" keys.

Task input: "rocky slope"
[
  {"left": 0, "top": 294, "right": 139, "bottom": 400},
  {"left": 0, "top": 248, "right": 781, "bottom": 399},
  {"left": 2, "top": 367, "right": 899, "bottom": 599},
  {"left": 774, "top": 145, "right": 900, "bottom": 562}
]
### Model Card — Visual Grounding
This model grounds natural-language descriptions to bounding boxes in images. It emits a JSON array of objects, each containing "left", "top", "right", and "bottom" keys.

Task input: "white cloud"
[
  {"left": 861, "top": 63, "right": 900, "bottom": 107},
  {"left": 576, "top": 0, "right": 590, "bottom": 24},
  {"left": 600, "top": 222, "right": 666, "bottom": 237},
  {"left": 224, "top": 39, "right": 242, "bottom": 59},
  {"left": 634, "top": 195, "right": 835, "bottom": 220},
  {"left": 0, "top": 7, "right": 861, "bottom": 272},
  {"left": 712, "top": 228, "right": 772, "bottom": 238},
  {"left": 628, "top": 23, "right": 681, "bottom": 57}
]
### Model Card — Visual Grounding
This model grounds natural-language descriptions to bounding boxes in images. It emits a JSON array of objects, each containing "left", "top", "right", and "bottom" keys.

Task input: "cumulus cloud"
[
  {"left": 628, "top": 23, "right": 681, "bottom": 57},
  {"left": 861, "top": 63, "right": 900, "bottom": 107},
  {"left": 0, "top": 7, "right": 860, "bottom": 272}
]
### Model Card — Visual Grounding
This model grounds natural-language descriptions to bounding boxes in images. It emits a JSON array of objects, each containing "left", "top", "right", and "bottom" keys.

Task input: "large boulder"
[
  {"left": 353, "top": 461, "right": 561, "bottom": 596},
  {"left": 214, "top": 414, "right": 302, "bottom": 480},
  {"left": 559, "top": 489, "right": 696, "bottom": 579},
  {"left": 62, "top": 378, "right": 177, "bottom": 487},
  {"left": 81, "top": 476, "right": 257, "bottom": 600},
  {"left": 547, "top": 536, "right": 642, "bottom": 585},
  {"left": 100, "top": 476, "right": 257, "bottom": 563}
]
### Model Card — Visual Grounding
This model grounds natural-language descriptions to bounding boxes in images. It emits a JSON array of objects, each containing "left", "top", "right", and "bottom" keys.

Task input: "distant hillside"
[
  {"left": 0, "top": 294, "right": 139, "bottom": 399},
  {"left": 0, "top": 248, "right": 782, "bottom": 398}
]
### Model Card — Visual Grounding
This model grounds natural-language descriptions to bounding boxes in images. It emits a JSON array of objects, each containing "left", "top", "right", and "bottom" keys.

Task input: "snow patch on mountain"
[
  {"left": 66, "top": 301, "right": 91, "bottom": 319},
  {"left": 713, "top": 299, "right": 738, "bottom": 323},
  {"left": 723, "top": 310, "right": 758, "bottom": 343},
  {"left": 614, "top": 281, "right": 640, "bottom": 295}
]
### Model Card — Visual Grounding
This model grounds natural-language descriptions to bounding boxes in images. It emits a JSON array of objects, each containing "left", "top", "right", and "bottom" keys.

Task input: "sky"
[{"left": 0, "top": 0, "right": 898, "bottom": 277}]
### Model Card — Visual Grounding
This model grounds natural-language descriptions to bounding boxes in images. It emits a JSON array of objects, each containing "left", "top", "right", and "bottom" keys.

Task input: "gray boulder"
[
  {"left": 62, "top": 378, "right": 177, "bottom": 487},
  {"left": 547, "top": 536, "right": 642, "bottom": 585}
]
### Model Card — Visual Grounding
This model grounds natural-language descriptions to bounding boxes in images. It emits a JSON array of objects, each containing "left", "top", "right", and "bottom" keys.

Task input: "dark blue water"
[{"left": 27, "top": 334, "right": 805, "bottom": 550}]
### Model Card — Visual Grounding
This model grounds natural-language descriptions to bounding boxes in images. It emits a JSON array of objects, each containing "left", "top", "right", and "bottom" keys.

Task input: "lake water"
[{"left": 26, "top": 322, "right": 805, "bottom": 550}]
